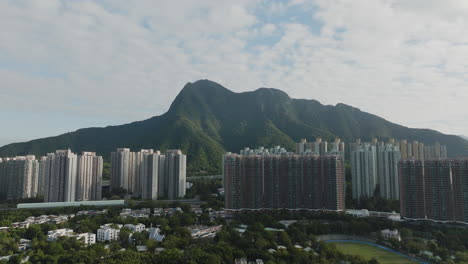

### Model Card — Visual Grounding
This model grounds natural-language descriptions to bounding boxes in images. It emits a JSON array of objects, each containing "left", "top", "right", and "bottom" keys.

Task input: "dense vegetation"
[
  {"left": 1, "top": 203, "right": 468, "bottom": 264},
  {"left": 1, "top": 80, "right": 467, "bottom": 175}
]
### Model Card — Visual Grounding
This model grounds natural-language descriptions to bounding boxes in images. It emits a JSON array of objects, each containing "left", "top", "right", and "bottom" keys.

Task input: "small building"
[
  {"left": 97, "top": 224, "right": 122, "bottom": 242},
  {"left": 47, "top": 229, "right": 96, "bottom": 246},
  {"left": 346, "top": 209, "right": 370, "bottom": 217},
  {"left": 18, "top": 239, "right": 31, "bottom": 251},
  {"left": 76, "top": 233, "right": 96, "bottom": 246},
  {"left": 381, "top": 229, "right": 401, "bottom": 241},
  {"left": 136, "top": 245, "right": 148, "bottom": 252},
  {"left": 148, "top": 227, "right": 165, "bottom": 242},
  {"left": 190, "top": 225, "right": 222, "bottom": 239},
  {"left": 235, "top": 258, "right": 248, "bottom": 264},
  {"left": 124, "top": 223, "right": 146, "bottom": 233},
  {"left": 277, "top": 245, "right": 287, "bottom": 251},
  {"left": 47, "top": 229, "right": 74, "bottom": 241}
]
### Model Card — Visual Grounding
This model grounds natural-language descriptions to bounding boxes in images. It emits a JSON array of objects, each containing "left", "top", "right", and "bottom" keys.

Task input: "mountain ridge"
[{"left": 1, "top": 79, "right": 467, "bottom": 174}]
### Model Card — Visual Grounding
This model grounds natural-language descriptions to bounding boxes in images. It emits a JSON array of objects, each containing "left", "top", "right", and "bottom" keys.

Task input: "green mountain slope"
[{"left": 1, "top": 80, "right": 467, "bottom": 174}]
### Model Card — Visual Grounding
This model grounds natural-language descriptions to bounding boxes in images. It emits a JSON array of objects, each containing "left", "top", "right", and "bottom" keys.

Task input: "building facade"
[
  {"left": 40, "top": 150, "right": 103, "bottom": 203},
  {"left": 351, "top": 143, "right": 377, "bottom": 200},
  {"left": 110, "top": 148, "right": 186, "bottom": 200},
  {"left": 376, "top": 143, "right": 401, "bottom": 200},
  {"left": 76, "top": 152, "right": 103, "bottom": 201},
  {"left": 224, "top": 147, "right": 345, "bottom": 211},
  {"left": 399, "top": 159, "right": 468, "bottom": 223},
  {"left": 0, "top": 156, "right": 40, "bottom": 200}
]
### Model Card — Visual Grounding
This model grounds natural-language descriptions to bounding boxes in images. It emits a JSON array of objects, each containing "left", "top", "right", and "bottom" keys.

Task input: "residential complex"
[
  {"left": 110, "top": 148, "right": 186, "bottom": 200},
  {"left": 0, "top": 150, "right": 103, "bottom": 202},
  {"left": 399, "top": 159, "right": 468, "bottom": 223},
  {"left": 351, "top": 143, "right": 378, "bottom": 200},
  {"left": 76, "top": 152, "right": 103, "bottom": 201},
  {"left": 97, "top": 224, "right": 122, "bottom": 242},
  {"left": 296, "top": 138, "right": 345, "bottom": 157},
  {"left": 350, "top": 139, "right": 448, "bottom": 201},
  {"left": 41, "top": 150, "right": 103, "bottom": 202},
  {"left": 47, "top": 228, "right": 96, "bottom": 246},
  {"left": 42, "top": 150, "right": 78, "bottom": 202},
  {"left": 224, "top": 146, "right": 345, "bottom": 211},
  {"left": 0, "top": 156, "right": 40, "bottom": 200}
]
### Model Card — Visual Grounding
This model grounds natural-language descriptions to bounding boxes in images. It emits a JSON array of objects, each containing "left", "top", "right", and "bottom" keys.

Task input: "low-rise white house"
[
  {"left": 381, "top": 229, "right": 401, "bottom": 241},
  {"left": 97, "top": 224, "right": 122, "bottom": 242},
  {"left": 124, "top": 223, "right": 146, "bottom": 233},
  {"left": 148, "top": 227, "right": 165, "bottom": 242},
  {"left": 189, "top": 225, "right": 222, "bottom": 239},
  {"left": 76, "top": 233, "right": 96, "bottom": 246},
  {"left": 47, "top": 229, "right": 96, "bottom": 246},
  {"left": 47, "top": 229, "right": 74, "bottom": 241}
]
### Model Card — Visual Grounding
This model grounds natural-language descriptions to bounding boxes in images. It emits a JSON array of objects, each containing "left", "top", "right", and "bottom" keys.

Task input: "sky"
[{"left": 1, "top": 0, "right": 468, "bottom": 147}]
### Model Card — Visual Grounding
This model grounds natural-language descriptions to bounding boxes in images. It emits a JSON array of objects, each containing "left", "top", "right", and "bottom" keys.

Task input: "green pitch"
[{"left": 331, "top": 242, "right": 418, "bottom": 264}]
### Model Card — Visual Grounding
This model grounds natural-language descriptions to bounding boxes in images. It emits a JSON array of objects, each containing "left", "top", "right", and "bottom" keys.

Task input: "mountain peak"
[{"left": 253, "top": 87, "right": 290, "bottom": 98}]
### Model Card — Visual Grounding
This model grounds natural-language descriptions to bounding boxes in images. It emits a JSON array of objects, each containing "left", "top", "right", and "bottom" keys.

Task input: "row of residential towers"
[
  {"left": 110, "top": 149, "right": 186, "bottom": 200},
  {"left": 0, "top": 150, "right": 102, "bottom": 202},
  {"left": 350, "top": 138, "right": 448, "bottom": 201},
  {"left": 224, "top": 146, "right": 345, "bottom": 211}
]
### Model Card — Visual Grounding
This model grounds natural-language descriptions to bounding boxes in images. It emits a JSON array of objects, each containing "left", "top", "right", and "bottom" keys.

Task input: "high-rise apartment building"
[
  {"left": 376, "top": 143, "right": 401, "bottom": 200},
  {"left": 141, "top": 151, "right": 165, "bottom": 200},
  {"left": 42, "top": 150, "right": 78, "bottom": 202},
  {"left": 164, "top": 150, "right": 187, "bottom": 200},
  {"left": 0, "top": 156, "right": 39, "bottom": 200},
  {"left": 351, "top": 143, "right": 377, "bottom": 200},
  {"left": 399, "top": 159, "right": 468, "bottom": 223},
  {"left": 76, "top": 152, "right": 103, "bottom": 201},
  {"left": 296, "top": 138, "right": 344, "bottom": 158},
  {"left": 110, "top": 148, "right": 186, "bottom": 200},
  {"left": 399, "top": 160, "right": 426, "bottom": 219},
  {"left": 224, "top": 147, "right": 345, "bottom": 211},
  {"left": 110, "top": 148, "right": 133, "bottom": 192},
  {"left": 424, "top": 142, "right": 448, "bottom": 160}
]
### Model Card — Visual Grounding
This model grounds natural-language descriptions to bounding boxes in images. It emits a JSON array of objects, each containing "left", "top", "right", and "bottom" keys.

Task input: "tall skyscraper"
[
  {"left": 110, "top": 148, "right": 186, "bottom": 200},
  {"left": 165, "top": 150, "right": 187, "bottom": 200},
  {"left": 0, "top": 156, "right": 39, "bottom": 200},
  {"left": 141, "top": 151, "right": 165, "bottom": 200},
  {"left": 399, "top": 159, "right": 468, "bottom": 223},
  {"left": 42, "top": 150, "right": 78, "bottom": 202},
  {"left": 296, "top": 138, "right": 344, "bottom": 159},
  {"left": 110, "top": 148, "right": 133, "bottom": 192},
  {"left": 76, "top": 152, "right": 103, "bottom": 201},
  {"left": 399, "top": 160, "right": 426, "bottom": 219},
  {"left": 351, "top": 143, "right": 377, "bottom": 200},
  {"left": 376, "top": 143, "right": 401, "bottom": 200},
  {"left": 424, "top": 142, "right": 448, "bottom": 160},
  {"left": 452, "top": 160, "right": 468, "bottom": 223},
  {"left": 224, "top": 147, "right": 345, "bottom": 211}
]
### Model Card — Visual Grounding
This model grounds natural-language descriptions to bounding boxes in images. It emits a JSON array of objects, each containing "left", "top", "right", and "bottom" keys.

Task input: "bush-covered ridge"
[{"left": 1, "top": 79, "right": 467, "bottom": 175}]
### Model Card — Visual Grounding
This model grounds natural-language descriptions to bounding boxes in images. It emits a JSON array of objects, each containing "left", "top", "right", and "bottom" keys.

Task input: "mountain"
[
  {"left": 461, "top": 135, "right": 468, "bottom": 141},
  {"left": 1, "top": 80, "right": 467, "bottom": 174}
]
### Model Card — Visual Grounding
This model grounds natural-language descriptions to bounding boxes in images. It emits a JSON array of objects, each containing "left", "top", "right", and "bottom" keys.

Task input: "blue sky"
[{"left": 1, "top": 0, "right": 468, "bottom": 147}]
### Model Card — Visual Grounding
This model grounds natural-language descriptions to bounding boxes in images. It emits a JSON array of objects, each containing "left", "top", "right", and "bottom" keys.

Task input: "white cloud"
[{"left": 0, "top": 0, "right": 467, "bottom": 145}]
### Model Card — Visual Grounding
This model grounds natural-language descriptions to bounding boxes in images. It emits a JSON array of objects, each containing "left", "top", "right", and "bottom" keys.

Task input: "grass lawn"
[{"left": 331, "top": 242, "right": 417, "bottom": 264}]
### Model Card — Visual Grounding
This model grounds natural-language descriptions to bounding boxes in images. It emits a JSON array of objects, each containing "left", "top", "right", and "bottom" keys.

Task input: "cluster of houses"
[
  {"left": 120, "top": 208, "right": 151, "bottom": 218},
  {"left": 190, "top": 206, "right": 229, "bottom": 221},
  {"left": 76, "top": 209, "right": 108, "bottom": 216},
  {"left": 0, "top": 214, "right": 74, "bottom": 230},
  {"left": 97, "top": 223, "right": 165, "bottom": 243},
  {"left": 346, "top": 209, "right": 401, "bottom": 221},
  {"left": 189, "top": 225, "right": 223, "bottom": 239},
  {"left": 47, "top": 229, "right": 96, "bottom": 246}
]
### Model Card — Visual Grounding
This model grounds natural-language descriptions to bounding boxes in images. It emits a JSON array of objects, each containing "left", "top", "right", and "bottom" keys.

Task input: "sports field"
[{"left": 329, "top": 241, "right": 421, "bottom": 264}]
